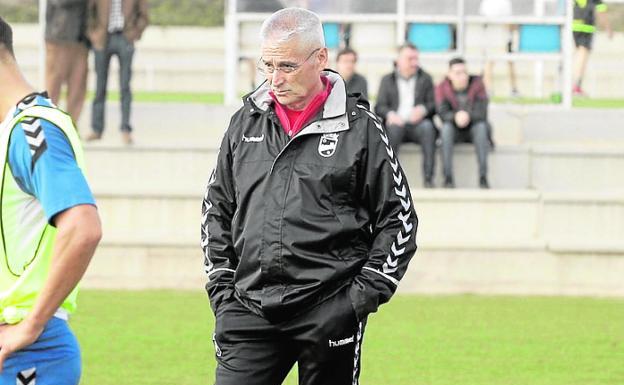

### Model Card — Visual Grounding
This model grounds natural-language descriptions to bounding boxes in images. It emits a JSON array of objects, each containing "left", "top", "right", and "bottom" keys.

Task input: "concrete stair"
[
  {"left": 74, "top": 103, "right": 624, "bottom": 294},
  {"left": 85, "top": 188, "right": 624, "bottom": 296},
  {"left": 93, "top": 190, "right": 624, "bottom": 248},
  {"left": 6, "top": 21, "right": 624, "bottom": 295},
  {"left": 74, "top": 102, "right": 624, "bottom": 147},
  {"left": 84, "top": 141, "right": 624, "bottom": 193}
]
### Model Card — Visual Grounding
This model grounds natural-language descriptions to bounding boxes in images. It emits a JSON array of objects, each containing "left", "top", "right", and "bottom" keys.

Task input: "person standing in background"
[
  {"left": 572, "top": 0, "right": 613, "bottom": 96},
  {"left": 86, "top": 0, "right": 149, "bottom": 145},
  {"left": 45, "top": 0, "right": 89, "bottom": 124}
]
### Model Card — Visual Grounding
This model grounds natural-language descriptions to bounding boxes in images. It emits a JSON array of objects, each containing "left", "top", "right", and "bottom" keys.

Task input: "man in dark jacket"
[
  {"left": 336, "top": 47, "right": 368, "bottom": 99},
  {"left": 374, "top": 43, "right": 436, "bottom": 188},
  {"left": 45, "top": 0, "right": 89, "bottom": 123},
  {"left": 436, "top": 57, "right": 490, "bottom": 189},
  {"left": 201, "top": 8, "right": 417, "bottom": 385}
]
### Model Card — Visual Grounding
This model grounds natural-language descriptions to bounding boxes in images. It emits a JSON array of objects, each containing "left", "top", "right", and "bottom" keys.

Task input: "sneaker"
[
  {"left": 572, "top": 85, "right": 587, "bottom": 97},
  {"left": 424, "top": 179, "right": 434, "bottom": 189},
  {"left": 479, "top": 176, "right": 490, "bottom": 189},
  {"left": 443, "top": 177, "right": 455, "bottom": 189},
  {"left": 85, "top": 132, "right": 102, "bottom": 142},
  {"left": 122, "top": 131, "right": 134, "bottom": 145}
]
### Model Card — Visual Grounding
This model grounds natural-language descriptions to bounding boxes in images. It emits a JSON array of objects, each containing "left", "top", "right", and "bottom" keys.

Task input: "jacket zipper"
[{"left": 269, "top": 123, "right": 323, "bottom": 175}]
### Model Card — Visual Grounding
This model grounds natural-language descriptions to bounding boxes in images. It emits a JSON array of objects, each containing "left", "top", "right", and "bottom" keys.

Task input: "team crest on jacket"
[{"left": 318, "top": 133, "right": 339, "bottom": 158}]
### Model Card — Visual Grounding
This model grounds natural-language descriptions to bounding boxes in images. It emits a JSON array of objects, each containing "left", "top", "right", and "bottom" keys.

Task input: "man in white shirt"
[{"left": 375, "top": 44, "right": 437, "bottom": 188}]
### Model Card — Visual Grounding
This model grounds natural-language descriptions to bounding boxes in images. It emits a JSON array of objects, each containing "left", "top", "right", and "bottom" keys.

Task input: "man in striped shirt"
[{"left": 86, "top": 0, "right": 149, "bottom": 145}]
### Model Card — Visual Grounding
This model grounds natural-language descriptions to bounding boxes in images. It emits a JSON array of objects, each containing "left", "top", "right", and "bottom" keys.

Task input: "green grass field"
[
  {"left": 491, "top": 96, "right": 624, "bottom": 108},
  {"left": 70, "top": 290, "right": 624, "bottom": 385},
  {"left": 85, "top": 91, "right": 224, "bottom": 104}
]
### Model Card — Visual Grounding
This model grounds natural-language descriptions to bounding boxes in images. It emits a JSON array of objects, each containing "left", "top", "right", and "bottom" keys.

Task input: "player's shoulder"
[
  {"left": 11, "top": 116, "right": 71, "bottom": 170},
  {"left": 13, "top": 94, "right": 68, "bottom": 142},
  {"left": 11, "top": 117, "right": 52, "bottom": 166},
  {"left": 13, "top": 113, "right": 67, "bottom": 147}
]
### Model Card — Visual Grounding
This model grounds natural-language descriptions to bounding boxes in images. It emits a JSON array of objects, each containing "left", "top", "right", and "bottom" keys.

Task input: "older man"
[
  {"left": 201, "top": 8, "right": 417, "bottom": 385},
  {"left": 375, "top": 43, "right": 437, "bottom": 188},
  {"left": 0, "top": 17, "right": 101, "bottom": 384}
]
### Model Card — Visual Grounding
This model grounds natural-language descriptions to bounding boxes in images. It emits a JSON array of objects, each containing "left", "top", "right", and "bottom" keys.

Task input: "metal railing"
[{"left": 224, "top": 0, "right": 574, "bottom": 107}]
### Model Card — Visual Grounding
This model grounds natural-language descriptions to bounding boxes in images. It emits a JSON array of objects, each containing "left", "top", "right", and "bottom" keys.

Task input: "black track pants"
[{"left": 213, "top": 288, "right": 366, "bottom": 385}]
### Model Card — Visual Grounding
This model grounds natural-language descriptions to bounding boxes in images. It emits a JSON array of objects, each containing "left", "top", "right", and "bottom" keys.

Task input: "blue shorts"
[{"left": 0, "top": 317, "right": 81, "bottom": 385}]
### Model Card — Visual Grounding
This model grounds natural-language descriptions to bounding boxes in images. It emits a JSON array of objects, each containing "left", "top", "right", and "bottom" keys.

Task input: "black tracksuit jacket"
[{"left": 201, "top": 71, "right": 418, "bottom": 323}]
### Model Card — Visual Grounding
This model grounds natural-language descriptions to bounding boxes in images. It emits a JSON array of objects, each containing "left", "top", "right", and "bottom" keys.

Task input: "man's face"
[
  {"left": 448, "top": 63, "right": 469, "bottom": 91},
  {"left": 396, "top": 47, "right": 419, "bottom": 78},
  {"left": 261, "top": 37, "right": 327, "bottom": 110},
  {"left": 336, "top": 52, "right": 356, "bottom": 80}
]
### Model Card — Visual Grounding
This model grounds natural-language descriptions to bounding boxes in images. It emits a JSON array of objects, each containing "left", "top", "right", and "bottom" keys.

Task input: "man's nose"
[{"left": 272, "top": 70, "right": 285, "bottom": 86}]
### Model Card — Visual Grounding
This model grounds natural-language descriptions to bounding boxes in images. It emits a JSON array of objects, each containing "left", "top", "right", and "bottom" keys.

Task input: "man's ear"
[{"left": 317, "top": 47, "right": 329, "bottom": 69}]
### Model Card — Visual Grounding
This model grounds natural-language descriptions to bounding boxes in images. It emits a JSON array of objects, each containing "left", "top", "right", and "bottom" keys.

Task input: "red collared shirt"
[{"left": 270, "top": 76, "right": 333, "bottom": 137}]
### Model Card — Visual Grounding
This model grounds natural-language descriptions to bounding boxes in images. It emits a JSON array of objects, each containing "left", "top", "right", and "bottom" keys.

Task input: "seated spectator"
[
  {"left": 375, "top": 43, "right": 436, "bottom": 188},
  {"left": 336, "top": 47, "right": 368, "bottom": 99},
  {"left": 436, "top": 57, "right": 491, "bottom": 189}
]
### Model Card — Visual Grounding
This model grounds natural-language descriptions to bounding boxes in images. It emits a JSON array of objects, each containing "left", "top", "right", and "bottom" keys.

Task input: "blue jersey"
[{"left": 7, "top": 93, "right": 95, "bottom": 223}]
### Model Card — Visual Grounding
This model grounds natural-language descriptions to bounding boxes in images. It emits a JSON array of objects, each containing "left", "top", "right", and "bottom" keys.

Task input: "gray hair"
[{"left": 260, "top": 8, "right": 325, "bottom": 49}]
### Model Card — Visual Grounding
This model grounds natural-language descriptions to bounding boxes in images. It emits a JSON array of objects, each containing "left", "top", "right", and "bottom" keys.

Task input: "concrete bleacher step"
[
  {"left": 84, "top": 142, "right": 624, "bottom": 193},
  {"left": 84, "top": 146, "right": 214, "bottom": 196},
  {"left": 84, "top": 189, "right": 624, "bottom": 296},
  {"left": 488, "top": 105, "right": 624, "bottom": 146},
  {"left": 64, "top": 101, "right": 624, "bottom": 296},
  {"left": 400, "top": 145, "right": 530, "bottom": 189},
  {"left": 93, "top": 189, "right": 624, "bottom": 249},
  {"left": 542, "top": 193, "right": 624, "bottom": 243},
  {"left": 72, "top": 102, "right": 624, "bottom": 149},
  {"left": 83, "top": 244, "right": 204, "bottom": 289},
  {"left": 531, "top": 146, "right": 624, "bottom": 192},
  {"left": 403, "top": 247, "right": 624, "bottom": 297},
  {"left": 75, "top": 103, "right": 236, "bottom": 146},
  {"left": 85, "top": 242, "right": 624, "bottom": 296}
]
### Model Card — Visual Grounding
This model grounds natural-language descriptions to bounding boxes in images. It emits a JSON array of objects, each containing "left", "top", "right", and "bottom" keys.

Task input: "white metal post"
[
  {"left": 39, "top": 0, "right": 47, "bottom": 89},
  {"left": 396, "top": 0, "right": 406, "bottom": 46},
  {"left": 457, "top": 0, "right": 466, "bottom": 56},
  {"left": 224, "top": 0, "right": 239, "bottom": 106},
  {"left": 561, "top": 0, "right": 574, "bottom": 108},
  {"left": 533, "top": 0, "right": 545, "bottom": 98}
]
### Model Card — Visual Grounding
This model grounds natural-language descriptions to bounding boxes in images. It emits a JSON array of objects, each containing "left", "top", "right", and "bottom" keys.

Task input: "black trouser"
[
  {"left": 441, "top": 121, "right": 489, "bottom": 180},
  {"left": 385, "top": 119, "right": 436, "bottom": 182},
  {"left": 213, "top": 288, "right": 366, "bottom": 385}
]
